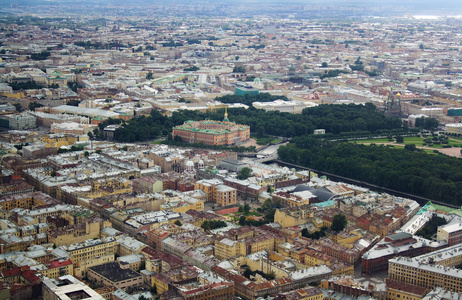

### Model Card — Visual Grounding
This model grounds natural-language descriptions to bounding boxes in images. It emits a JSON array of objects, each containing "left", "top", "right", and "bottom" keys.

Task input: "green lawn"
[
  {"left": 233, "top": 211, "right": 262, "bottom": 217},
  {"left": 351, "top": 138, "right": 391, "bottom": 144},
  {"left": 352, "top": 136, "right": 461, "bottom": 151},
  {"left": 447, "top": 136, "right": 462, "bottom": 142},
  {"left": 254, "top": 136, "right": 283, "bottom": 145}
]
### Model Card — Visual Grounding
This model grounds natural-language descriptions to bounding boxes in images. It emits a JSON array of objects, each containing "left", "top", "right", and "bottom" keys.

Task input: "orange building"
[{"left": 172, "top": 110, "right": 250, "bottom": 146}]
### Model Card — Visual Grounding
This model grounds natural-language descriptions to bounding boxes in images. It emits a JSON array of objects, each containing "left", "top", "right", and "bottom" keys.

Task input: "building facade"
[{"left": 172, "top": 111, "right": 250, "bottom": 146}]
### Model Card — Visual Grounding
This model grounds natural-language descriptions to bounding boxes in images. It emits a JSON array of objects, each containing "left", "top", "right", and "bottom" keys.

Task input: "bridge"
[{"left": 254, "top": 153, "right": 278, "bottom": 163}]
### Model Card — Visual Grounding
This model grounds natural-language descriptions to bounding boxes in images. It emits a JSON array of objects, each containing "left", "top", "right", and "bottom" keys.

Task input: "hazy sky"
[{"left": 2, "top": 0, "right": 462, "bottom": 16}]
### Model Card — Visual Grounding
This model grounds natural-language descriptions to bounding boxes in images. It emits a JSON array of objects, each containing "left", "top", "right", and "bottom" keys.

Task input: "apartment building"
[
  {"left": 42, "top": 275, "right": 104, "bottom": 300},
  {"left": 389, "top": 244, "right": 462, "bottom": 292},
  {"left": 195, "top": 179, "right": 237, "bottom": 206},
  {"left": 87, "top": 262, "right": 143, "bottom": 291}
]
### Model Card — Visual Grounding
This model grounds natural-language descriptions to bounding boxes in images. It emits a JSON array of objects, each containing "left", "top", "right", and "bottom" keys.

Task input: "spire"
[{"left": 223, "top": 106, "right": 229, "bottom": 122}]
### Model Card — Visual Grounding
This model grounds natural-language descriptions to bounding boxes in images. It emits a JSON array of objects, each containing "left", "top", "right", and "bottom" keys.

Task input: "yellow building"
[
  {"left": 2, "top": 91, "right": 25, "bottom": 99},
  {"left": 215, "top": 185, "right": 237, "bottom": 206},
  {"left": 118, "top": 254, "right": 144, "bottom": 272},
  {"left": 160, "top": 198, "right": 204, "bottom": 213},
  {"left": 330, "top": 262, "right": 354, "bottom": 277},
  {"left": 41, "top": 134, "right": 79, "bottom": 149},
  {"left": 247, "top": 235, "right": 275, "bottom": 254},
  {"left": 41, "top": 259, "right": 74, "bottom": 279},
  {"left": 305, "top": 250, "right": 333, "bottom": 267},
  {"left": 74, "top": 255, "right": 114, "bottom": 278},
  {"left": 195, "top": 179, "right": 237, "bottom": 206},
  {"left": 389, "top": 244, "right": 462, "bottom": 293},
  {"left": 274, "top": 207, "right": 312, "bottom": 228},
  {"left": 61, "top": 237, "right": 117, "bottom": 277},
  {"left": 276, "top": 286, "right": 324, "bottom": 300},
  {"left": 272, "top": 191, "right": 314, "bottom": 208},
  {"left": 0, "top": 191, "right": 57, "bottom": 211},
  {"left": 215, "top": 238, "right": 245, "bottom": 260},
  {"left": 386, "top": 279, "right": 429, "bottom": 300},
  {"left": 49, "top": 218, "right": 112, "bottom": 247},
  {"left": 152, "top": 274, "right": 169, "bottom": 294},
  {"left": 328, "top": 229, "right": 363, "bottom": 247}
]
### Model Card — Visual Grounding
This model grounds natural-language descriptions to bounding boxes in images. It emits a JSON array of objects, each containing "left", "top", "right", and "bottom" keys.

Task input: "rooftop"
[{"left": 89, "top": 262, "right": 142, "bottom": 283}]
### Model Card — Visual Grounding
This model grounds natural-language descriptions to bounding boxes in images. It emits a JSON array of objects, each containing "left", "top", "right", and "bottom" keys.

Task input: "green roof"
[{"left": 419, "top": 201, "right": 462, "bottom": 217}]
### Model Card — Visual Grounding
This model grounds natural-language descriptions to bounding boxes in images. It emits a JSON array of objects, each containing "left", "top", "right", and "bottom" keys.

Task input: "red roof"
[
  {"left": 49, "top": 259, "right": 72, "bottom": 269},
  {"left": 216, "top": 207, "right": 239, "bottom": 215},
  {"left": 1, "top": 266, "right": 29, "bottom": 277},
  {"left": 21, "top": 270, "right": 41, "bottom": 283}
]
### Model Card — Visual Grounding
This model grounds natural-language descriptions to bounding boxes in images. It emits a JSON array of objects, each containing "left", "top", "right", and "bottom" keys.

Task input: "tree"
[
  {"left": 404, "top": 144, "right": 417, "bottom": 151},
  {"left": 244, "top": 204, "right": 250, "bottom": 214},
  {"left": 239, "top": 216, "right": 246, "bottom": 226},
  {"left": 174, "top": 220, "right": 182, "bottom": 226},
  {"left": 183, "top": 66, "right": 199, "bottom": 72},
  {"left": 235, "top": 56, "right": 239, "bottom": 61},
  {"left": 30, "top": 50, "right": 50, "bottom": 60},
  {"left": 146, "top": 72, "right": 153, "bottom": 80},
  {"left": 331, "top": 214, "right": 347, "bottom": 232},
  {"left": 13, "top": 103, "right": 22, "bottom": 112},
  {"left": 233, "top": 65, "right": 246, "bottom": 73},
  {"left": 321, "top": 62, "right": 328, "bottom": 68},
  {"left": 68, "top": 82, "right": 82, "bottom": 93},
  {"left": 29, "top": 101, "right": 44, "bottom": 111},
  {"left": 237, "top": 167, "right": 252, "bottom": 180},
  {"left": 395, "top": 136, "right": 404, "bottom": 143}
]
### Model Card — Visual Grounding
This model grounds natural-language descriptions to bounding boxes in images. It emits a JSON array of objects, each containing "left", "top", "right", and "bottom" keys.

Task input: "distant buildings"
[{"left": 253, "top": 99, "right": 317, "bottom": 113}]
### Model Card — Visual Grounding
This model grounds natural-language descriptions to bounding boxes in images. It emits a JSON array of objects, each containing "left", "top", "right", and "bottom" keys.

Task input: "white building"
[
  {"left": 253, "top": 99, "right": 317, "bottom": 113},
  {"left": 7, "top": 113, "right": 36, "bottom": 129},
  {"left": 42, "top": 275, "right": 104, "bottom": 300}
]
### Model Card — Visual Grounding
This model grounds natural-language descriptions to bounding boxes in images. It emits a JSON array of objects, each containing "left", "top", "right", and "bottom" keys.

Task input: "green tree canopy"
[
  {"left": 331, "top": 214, "right": 347, "bottom": 232},
  {"left": 238, "top": 167, "right": 252, "bottom": 180}
]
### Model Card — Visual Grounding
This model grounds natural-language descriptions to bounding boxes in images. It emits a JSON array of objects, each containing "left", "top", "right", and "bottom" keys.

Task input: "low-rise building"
[
  {"left": 87, "top": 262, "right": 143, "bottom": 291},
  {"left": 7, "top": 113, "right": 36, "bottom": 130}
]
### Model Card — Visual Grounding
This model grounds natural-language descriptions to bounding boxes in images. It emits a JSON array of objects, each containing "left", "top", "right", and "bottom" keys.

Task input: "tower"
[
  {"left": 385, "top": 89, "right": 402, "bottom": 117},
  {"left": 223, "top": 106, "right": 229, "bottom": 122}
]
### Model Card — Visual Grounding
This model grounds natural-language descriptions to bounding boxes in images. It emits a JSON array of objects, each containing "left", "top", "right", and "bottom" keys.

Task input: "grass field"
[
  {"left": 351, "top": 135, "right": 461, "bottom": 150},
  {"left": 254, "top": 136, "right": 283, "bottom": 145}
]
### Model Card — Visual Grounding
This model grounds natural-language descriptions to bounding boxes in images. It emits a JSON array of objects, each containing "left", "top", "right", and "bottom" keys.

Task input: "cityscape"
[{"left": 1, "top": 1, "right": 462, "bottom": 300}]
